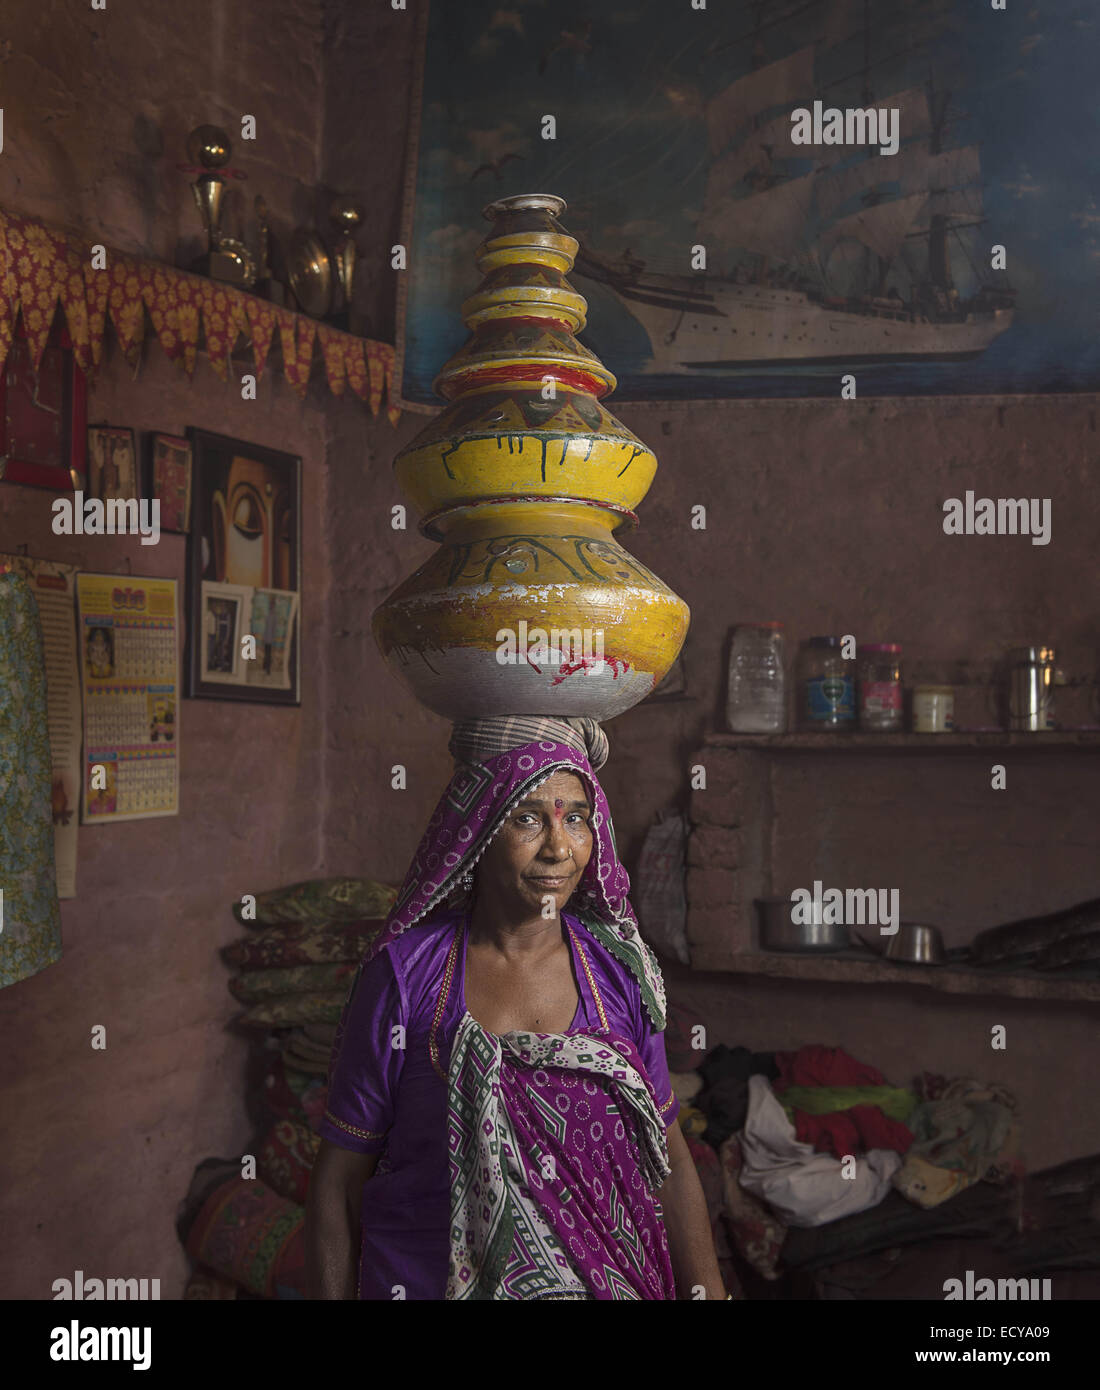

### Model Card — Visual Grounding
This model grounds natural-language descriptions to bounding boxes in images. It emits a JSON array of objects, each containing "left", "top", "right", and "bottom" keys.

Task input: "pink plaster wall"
[
  {"left": 593, "top": 395, "right": 1100, "bottom": 1172},
  {"left": 0, "top": 0, "right": 380, "bottom": 1302},
  {"left": 2, "top": 0, "right": 1097, "bottom": 1304}
]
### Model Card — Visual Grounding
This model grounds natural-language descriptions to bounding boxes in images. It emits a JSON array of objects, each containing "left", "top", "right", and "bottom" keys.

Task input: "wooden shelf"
[
  {"left": 685, "top": 732, "right": 1100, "bottom": 1004},
  {"left": 705, "top": 730, "right": 1100, "bottom": 754},
  {"left": 685, "top": 948, "right": 1100, "bottom": 1002}
]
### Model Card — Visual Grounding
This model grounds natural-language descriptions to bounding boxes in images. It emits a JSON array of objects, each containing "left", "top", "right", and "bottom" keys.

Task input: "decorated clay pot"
[{"left": 372, "top": 194, "right": 689, "bottom": 720}]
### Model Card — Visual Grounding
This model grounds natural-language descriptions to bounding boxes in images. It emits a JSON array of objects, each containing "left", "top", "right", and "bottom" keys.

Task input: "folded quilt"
[
  {"left": 228, "top": 961, "right": 357, "bottom": 1003},
  {"left": 183, "top": 1173, "right": 304, "bottom": 1299},
  {"left": 281, "top": 1028, "right": 336, "bottom": 1076},
  {"left": 221, "top": 919, "right": 383, "bottom": 969},
  {"left": 719, "top": 1133, "right": 787, "bottom": 1281},
  {"left": 237, "top": 990, "right": 349, "bottom": 1028},
  {"left": 258, "top": 1118, "right": 321, "bottom": 1205},
  {"left": 303, "top": 1022, "right": 339, "bottom": 1044},
  {"left": 232, "top": 877, "right": 397, "bottom": 926},
  {"left": 260, "top": 1053, "right": 327, "bottom": 1128},
  {"left": 183, "top": 1264, "right": 240, "bottom": 1300}
]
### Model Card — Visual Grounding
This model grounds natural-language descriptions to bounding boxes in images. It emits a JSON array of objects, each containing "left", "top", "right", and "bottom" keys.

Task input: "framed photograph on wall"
[
  {"left": 199, "top": 580, "right": 249, "bottom": 685},
  {"left": 185, "top": 428, "right": 302, "bottom": 705},
  {"left": 147, "top": 433, "right": 193, "bottom": 533},
  {"left": 87, "top": 426, "right": 138, "bottom": 503},
  {"left": 0, "top": 321, "right": 88, "bottom": 490}
]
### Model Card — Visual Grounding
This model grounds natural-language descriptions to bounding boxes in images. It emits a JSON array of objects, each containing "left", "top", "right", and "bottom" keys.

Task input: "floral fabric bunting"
[{"left": 0, "top": 206, "right": 398, "bottom": 420}]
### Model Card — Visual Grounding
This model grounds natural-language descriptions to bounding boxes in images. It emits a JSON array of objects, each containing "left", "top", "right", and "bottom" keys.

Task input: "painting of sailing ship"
[{"left": 397, "top": 1, "right": 1099, "bottom": 405}]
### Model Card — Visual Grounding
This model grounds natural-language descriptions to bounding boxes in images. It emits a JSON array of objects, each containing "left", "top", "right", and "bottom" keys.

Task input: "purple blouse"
[{"left": 317, "top": 910, "right": 679, "bottom": 1300}]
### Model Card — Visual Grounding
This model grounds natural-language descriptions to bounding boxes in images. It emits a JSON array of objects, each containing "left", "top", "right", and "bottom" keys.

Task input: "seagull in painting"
[
  {"left": 469, "top": 151, "right": 526, "bottom": 182},
  {"left": 538, "top": 20, "right": 593, "bottom": 76}
]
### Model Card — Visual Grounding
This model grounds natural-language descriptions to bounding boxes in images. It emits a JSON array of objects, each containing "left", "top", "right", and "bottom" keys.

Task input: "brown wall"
[
  {"left": 0, "top": 0, "right": 376, "bottom": 1302},
  {"left": 597, "top": 397, "right": 1100, "bottom": 1174},
  {"left": 1, "top": 1, "right": 1097, "bottom": 1302}
]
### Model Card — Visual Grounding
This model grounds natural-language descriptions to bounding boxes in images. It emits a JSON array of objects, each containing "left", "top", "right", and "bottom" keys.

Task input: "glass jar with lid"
[
  {"left": 857, "top": 643, "right": 903, "bottom": 732},
  {"left": 726, "top": 622, "right": 787, "bottom": 733},
  {"left": 797, "top": 636, "right": 854, "bottom": 731}
]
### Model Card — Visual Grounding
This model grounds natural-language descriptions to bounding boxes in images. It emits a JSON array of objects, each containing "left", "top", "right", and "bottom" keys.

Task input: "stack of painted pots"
[{"left": 372, "top": 194, "right": 689, "bottom": 721}]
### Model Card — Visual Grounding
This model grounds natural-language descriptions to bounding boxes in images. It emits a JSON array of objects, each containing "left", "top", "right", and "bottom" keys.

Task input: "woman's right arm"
[{"left": 305, "top": 1139, "right": 380, "bottom": 1299}]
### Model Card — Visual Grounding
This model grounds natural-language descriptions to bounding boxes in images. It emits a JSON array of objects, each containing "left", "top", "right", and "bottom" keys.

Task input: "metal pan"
[
  {"left": 857, "top": 922, "right": 947, "bottom": 965},
  {"left": 756, "top": 896, "right": 850, "bottom": 952}
]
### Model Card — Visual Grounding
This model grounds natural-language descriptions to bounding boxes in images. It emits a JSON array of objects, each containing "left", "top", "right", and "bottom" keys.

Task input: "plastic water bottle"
[{"left": 727, "top": 623, "right": 787, "bottom": 733}]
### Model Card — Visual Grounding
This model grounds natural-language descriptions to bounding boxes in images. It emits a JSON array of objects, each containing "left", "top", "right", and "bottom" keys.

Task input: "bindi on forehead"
[{"left": 553, "top": 798, "right": 564, "bottom": 818}]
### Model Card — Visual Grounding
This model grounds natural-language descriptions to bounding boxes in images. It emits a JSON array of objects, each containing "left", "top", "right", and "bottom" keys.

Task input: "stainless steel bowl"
[
  {"left": 756, "top": 896, "right": 850, "bottom": 952},
  {"left": 859, "top": 922, "right": 947, "bottom": 965}
]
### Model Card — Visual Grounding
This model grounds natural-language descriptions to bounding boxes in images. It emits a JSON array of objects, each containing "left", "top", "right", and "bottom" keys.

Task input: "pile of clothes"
[
  {"left": 176, "top": 877, "right": 395, "bottom": 1299},
  {"left": 664, "top": 1006, "right": 1022, "bottom": 1286}
]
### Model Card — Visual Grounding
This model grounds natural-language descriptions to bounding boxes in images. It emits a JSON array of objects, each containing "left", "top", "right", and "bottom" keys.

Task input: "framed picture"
[
  {"left": 396, "top": 2, "right": 1096, "bottom": 405},
  {"left": 244, "top": 587, "right": 300, "bottom": 693},
  {"left": 147, "top": 433, "right": 193, "bottom": 533},
  {"left": 199, "top": 581, "right": 249, "bottom": 684},
  {"left": 0, "top": 320, "right": 88, "bottom": 489},
  {"left": 185, "top": 429, "right": 302, "bottom": 704},
  {"left": 87, "top": 426, "right": 138, "bottom": 503}
]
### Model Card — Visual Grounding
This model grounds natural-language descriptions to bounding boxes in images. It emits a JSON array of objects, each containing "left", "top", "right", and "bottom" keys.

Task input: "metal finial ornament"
[
  {"left": 329, "top": 195, "right": 365, "bottom": 310},
  {"left": 371, "top": 193, "right": 689, "bottom": 721},
  {"left": 185, "top": 124, "right": 232, "bottom": 170},
  {"left": 185, "top": 125, "right": 232, "bottom": 251},
  {"left": 181, "top": 124, "right": 255, "bottom": 288}
]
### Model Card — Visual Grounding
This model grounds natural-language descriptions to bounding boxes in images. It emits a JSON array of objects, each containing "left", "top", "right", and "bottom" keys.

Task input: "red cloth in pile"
[
  {"left": 773, "top": 1044, "right": 886, "bottom": 1091},
  {"left": 775, "top": 1044, "right": 913, "bottom": 1158},
  {"left": 794, "top": 1105, "right": 914, "bottom": 1160}
]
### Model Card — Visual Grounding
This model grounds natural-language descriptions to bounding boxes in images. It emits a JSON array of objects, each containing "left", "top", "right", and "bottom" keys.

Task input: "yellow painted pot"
[
  {"left": 372, "top": 502, "right": 689, "bottom": 719},
  {"left": 394, "top": 385, "right": 657, "bottom": 526},
  {"left": 373, "top": 194, "right": 689, "bottom": 722}
]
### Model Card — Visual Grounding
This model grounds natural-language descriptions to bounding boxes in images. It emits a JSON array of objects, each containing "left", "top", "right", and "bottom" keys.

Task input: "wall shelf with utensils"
[
  {"left": 681, "top": 947, "right": 1100, "bottom": 1002},
  {"left": 706, "top": 731, "right": 1100, "bottom": 754},
  {"left": 685, "top": 733, "right": 1100, "bottom": 1001}
]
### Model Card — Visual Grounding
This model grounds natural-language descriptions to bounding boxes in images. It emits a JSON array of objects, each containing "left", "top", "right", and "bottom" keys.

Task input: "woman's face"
[{"left": 476, "top": 770, "right": 594, "bottom": 919}]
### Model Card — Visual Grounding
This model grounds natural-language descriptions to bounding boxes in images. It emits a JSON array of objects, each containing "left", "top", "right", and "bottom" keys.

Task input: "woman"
[{"left": 306, "top": 716, "right": 726, "bottom": 1300}]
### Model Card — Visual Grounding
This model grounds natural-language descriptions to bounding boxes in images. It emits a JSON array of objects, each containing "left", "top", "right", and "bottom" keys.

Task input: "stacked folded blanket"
[{"left": 179, "top": 877, "right": 396, "bottom": 1299}]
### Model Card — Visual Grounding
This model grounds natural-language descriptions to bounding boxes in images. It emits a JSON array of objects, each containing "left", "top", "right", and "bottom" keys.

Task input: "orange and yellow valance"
[{"left": 0, "top": 207, "right": 400, "bottom": 424}]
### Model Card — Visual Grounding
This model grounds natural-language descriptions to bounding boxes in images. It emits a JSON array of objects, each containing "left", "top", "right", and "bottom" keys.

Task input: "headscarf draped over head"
[{"left": 368, "top": 715, "right": 666, "bottom": 1030}]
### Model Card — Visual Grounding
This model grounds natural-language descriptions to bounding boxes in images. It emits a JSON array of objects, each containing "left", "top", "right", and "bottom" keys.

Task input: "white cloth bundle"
[{"left": 737, "top": 1074, "right": 902, "bottom": 1227}]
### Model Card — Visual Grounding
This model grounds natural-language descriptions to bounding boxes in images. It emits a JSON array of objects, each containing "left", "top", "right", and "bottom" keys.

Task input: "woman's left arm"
[{"left": 659, "top": 1120, "right": 728, "bottom": 1300}]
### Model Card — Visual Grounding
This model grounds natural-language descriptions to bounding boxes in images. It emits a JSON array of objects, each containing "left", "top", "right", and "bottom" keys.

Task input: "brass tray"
[
  {"left": 214, "top": 237, "right": 257, "bottom": 289},
  {"left": 288, "top": 228, "right": 333, "bottom": 318}
]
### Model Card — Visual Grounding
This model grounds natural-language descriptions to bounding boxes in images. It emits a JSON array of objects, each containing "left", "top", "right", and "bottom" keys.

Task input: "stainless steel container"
[
  {"left": 756, "top": 896, "right": 850, "bottom": 952},
  {"left": 858, "top": 922, "right": 947, "bottom": 965},
  {"left": 1008, "top": 645, "right": 1056, "bottom": 731}
]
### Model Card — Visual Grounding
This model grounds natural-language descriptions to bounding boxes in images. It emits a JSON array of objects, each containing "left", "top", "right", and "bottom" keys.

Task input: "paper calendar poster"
[
  {"left": 76, "top": 573, "right": 180, "bottom": 823},
  {"left": 0, "top": 554, "right": 82, "bottom": 895}
]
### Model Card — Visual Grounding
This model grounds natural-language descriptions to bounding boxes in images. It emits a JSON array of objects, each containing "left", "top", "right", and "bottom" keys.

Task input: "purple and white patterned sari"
[
  {"left": 447, "top": 1013, "right": 675, "bottom": 1300},
  {"left": 354, "top": 717, "right": 677, "bottom": 1300}
]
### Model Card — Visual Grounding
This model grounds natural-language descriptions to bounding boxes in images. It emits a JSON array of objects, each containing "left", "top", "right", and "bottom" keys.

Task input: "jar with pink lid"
[{"left": 857, "top": 643, "right": 903, "bottom": 732}]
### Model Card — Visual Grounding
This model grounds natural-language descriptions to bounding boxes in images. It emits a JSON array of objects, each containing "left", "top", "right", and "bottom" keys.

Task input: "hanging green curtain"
[{"left": 0, "top": 569, "right": 62, "bottom": 988}]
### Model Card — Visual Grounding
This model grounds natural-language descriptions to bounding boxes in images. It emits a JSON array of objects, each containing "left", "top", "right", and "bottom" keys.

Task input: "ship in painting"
[{"left": 574, "top": 8, "right": 1015, "bottom": 374}]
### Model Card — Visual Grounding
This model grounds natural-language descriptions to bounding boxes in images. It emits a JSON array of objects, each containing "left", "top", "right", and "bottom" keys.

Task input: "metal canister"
[{"left": 1008, "top": 645, "right": 1056, "bottom": 730}]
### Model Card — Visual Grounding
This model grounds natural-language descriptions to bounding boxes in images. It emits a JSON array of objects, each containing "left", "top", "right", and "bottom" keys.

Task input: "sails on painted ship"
[{"left": 577, "top": 6, "right": 1014, "bottom": 373}]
